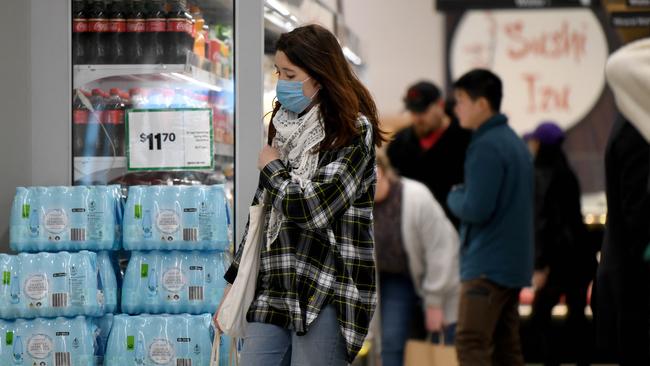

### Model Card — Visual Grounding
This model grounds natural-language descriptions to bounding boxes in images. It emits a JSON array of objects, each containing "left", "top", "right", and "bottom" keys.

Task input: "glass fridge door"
[{"left": 71, "top": 0, "right": 234, "bottom": 192}]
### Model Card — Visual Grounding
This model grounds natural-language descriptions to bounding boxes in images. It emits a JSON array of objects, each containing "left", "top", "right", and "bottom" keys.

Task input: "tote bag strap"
[{"left": 210, "top": 329, "right": 221, "bottom": 366}]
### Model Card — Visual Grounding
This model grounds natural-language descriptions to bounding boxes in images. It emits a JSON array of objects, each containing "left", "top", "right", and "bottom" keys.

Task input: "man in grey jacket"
[{"left": 374, "top": 152, "right": 460, "bottom": 366}]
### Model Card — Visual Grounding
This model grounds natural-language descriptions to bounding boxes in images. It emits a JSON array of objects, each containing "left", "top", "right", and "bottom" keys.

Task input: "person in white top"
[{"left": 374, "top": 151, "right": 461, "bottom": 366}]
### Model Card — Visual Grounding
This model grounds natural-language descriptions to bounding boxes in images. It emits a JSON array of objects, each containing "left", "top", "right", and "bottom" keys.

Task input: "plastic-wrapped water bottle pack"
[
  {"left": 123, "top": 185, "right": 231, "bottom": 251},
  {"left": 10, "top": 186, "right": 123, "bottom": 252},
  {"left": 105, "top": 313, "right": 214, "bottom": 366},
  {"left": 0, "top": 315, "right": 96, "bottom": 365},
  {"left": 121, "top": 251, "right": 227, "bottom": 315},
  {"left": 0, "top": 251, "right": 115, "bottom": 319},
  {"left": 2, "top": 184, "right": 234, "bottom": 365}
]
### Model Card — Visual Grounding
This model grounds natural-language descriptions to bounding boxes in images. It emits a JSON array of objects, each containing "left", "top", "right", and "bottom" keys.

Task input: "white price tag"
[{"left": 127, "top": 109, "right": 214, "bottom": 171}]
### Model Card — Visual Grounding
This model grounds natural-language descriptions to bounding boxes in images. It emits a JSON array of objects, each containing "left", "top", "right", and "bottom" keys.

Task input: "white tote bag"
[
  {"left": 210, "top": 329, "right": 239, "bottom": 366},
  {"left": 216, "top": 203, "right": 265, "bottom": 338}
]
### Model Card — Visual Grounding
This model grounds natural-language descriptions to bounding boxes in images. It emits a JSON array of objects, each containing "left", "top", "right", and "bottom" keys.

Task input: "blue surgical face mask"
[{"left": 276, "top": 77, "right": 318, "bottom": 114}]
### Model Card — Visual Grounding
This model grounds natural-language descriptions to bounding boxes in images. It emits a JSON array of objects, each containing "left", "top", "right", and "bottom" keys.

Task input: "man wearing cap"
[
  {"left": 387, "top": 81, "right": 471, "bottom": 228},
  {"left": 525, "top": 122, "right": 596, "bottom": 366}
]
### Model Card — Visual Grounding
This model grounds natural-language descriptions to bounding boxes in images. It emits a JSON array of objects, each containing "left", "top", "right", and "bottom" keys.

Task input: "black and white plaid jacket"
[{"left": 224, "top": 116, "right": 377, "bottom": 362}]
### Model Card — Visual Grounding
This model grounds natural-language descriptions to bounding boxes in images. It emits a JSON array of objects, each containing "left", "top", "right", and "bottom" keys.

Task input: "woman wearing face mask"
[{"left": 218, "top": 24, "right": 385, "bottom": 366}]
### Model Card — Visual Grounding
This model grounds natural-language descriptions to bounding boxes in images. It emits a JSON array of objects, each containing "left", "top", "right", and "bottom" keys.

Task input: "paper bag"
[{"left": 404, "top": 339, "right": 458, "bottom": 366}]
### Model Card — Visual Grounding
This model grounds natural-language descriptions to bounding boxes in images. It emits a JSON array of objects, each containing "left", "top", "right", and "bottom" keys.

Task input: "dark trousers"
[
  {"left": 531, "top": 279, "right": 590, "bottom": 366},
  {"left": 595, "top": 265, "right": 650, "bottom": 366},
  {"left": 456, "top": 278, "right": 524, "bottom": 366}
]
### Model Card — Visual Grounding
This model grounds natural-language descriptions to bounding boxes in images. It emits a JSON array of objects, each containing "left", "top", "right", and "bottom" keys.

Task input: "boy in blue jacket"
[{"left": 447, "top": 69, "right": 534, "bottom": 366}]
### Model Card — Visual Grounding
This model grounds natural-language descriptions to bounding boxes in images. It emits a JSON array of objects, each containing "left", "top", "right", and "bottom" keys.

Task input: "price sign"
[{"left": 126, "top": 108, "right": 213, "bottom": 171}]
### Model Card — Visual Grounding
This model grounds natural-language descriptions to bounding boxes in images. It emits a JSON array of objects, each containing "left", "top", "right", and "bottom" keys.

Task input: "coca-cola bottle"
[
  {"left": 120, "top": 91, "right": 132, "bottom": 109},
  {"left": 126, "top": 0, "right": 146, "bottom": 63},
  {"left": 189, "top": 16, "right": 196, "bottom": 53},
  {"left": 166, "top": 0, "right": 192, "bottom": 64},
  {"left": 86, "top": 89, "right": 108, "bottom": 156},
  {"left": 87, "top": 0, "right": 109, "bottom": 64},
  {"left": 144, "top": 0, "right": 166, "bottom": 64},
  {"left": 73, "top": 90, "right": 90, "bottom": 156},
  {"left": 129, "top": 87, "right": 148, "bottom": 108},
  {"left": 72, "top": 0, "right": 88, "bottom": 65},
  {"left": 105, "top": 88, "right": 126, "bottom": 156},
  {"left": 108, "top": 0, "right": 128, "bottom": 64}
]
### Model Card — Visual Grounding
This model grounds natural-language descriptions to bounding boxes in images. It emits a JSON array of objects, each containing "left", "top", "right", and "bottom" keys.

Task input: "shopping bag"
[
  {"left": 211, "top": 329, "right": 239, "bottom": 366},
  {"left": 404, "top": 337, "right": 458, "bottom": 366},
  {"left": 210, "top": 329, "right": 221, "bottom": 366},
  {"left": 216, "top": 204, "right": 265, "bottom": 338}
]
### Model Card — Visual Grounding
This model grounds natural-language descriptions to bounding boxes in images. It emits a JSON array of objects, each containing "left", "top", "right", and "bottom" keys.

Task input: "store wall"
[
  {"left": 342, "top": 0, "right": 445, "bottom": 130},
  {"left": 30, "top": 0, "right": 70, "bottom": 187},
  {"left": 0, "top": 1, "right": 32, "bottom": 251}
]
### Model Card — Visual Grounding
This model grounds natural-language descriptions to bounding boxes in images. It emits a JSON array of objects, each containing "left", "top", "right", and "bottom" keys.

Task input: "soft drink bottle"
[
  {"left": 73, "top": 90, "right": 91, "bottom": 157},
  {"left": 193, "top": 15, "right": 206, "bottom": 58},
  {"left": 72, "top": 0, "right": 88, "bottom": 64},
  {"left": 169, "top": 88, "right": 187, "bottom": 108},
  {"left": 86, "top": 89, "right": 108, "bottom": 156},
  {"left": 162, "top": 88, "right": 175, "bottom": 108},
  {"left": 148, "top": 89, "right": 165, "bottom": 109},
  {"left": 202, "top": 24, "right": 209, "bottom": 58},
  {"left": 121, "top": 90, "right": 132, "bottom": 118},
  {"left": 126, "top": 0, "right": 146, "bottom": 64},
  {"left": 189, "top": 16, "right": 196, "bottom": 53},
  {"left": 108, "top": 0, "right": 128, "bottom": 64},
  {"left": 166, "top": 0, "right": 192, "bottom": 64},
  {"left": 120, "top": 91, "right": 132, "bottom": 112},
  {"left": 129, "top": 87, "right": 148, "bottom": 108},
  {"left": 144, "top": 0, "right": 166, "bottom": 64},
  {"left": 105, "top": 88, "right": 126, "bottom": 156},
  {"left": 87, "top": 0, "right": 109, "bottom": 64}
]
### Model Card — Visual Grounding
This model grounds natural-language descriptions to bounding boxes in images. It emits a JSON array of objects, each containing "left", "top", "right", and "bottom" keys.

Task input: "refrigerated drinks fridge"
[{"left": 72, "top": 0, "right": 234, "bottom": 188}]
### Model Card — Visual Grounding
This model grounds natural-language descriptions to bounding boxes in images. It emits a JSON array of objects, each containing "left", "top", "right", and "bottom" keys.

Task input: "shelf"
[
  {"left": 73, "top": 145, "right": 233, "bottom": 176},
  {"left": 73, "top": 155, "right": 231, "bottom": 185},
  {"left": 73, "top": 63, "right": 233, "bottom": 93},
  {"left": 74, "top": 156, "right": 128, "bottom": 184}
]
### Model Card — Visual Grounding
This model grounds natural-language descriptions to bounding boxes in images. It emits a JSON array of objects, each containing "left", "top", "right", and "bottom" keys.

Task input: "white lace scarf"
[{"left": 266, "top": 106, "right": 325, "bottom": 248}]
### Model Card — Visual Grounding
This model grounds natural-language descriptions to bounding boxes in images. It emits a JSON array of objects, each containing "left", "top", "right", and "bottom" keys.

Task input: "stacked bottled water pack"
[
  {"left": 0, "top": 251, "right": 113, "bottom": 319},
  {"left": 105, "top": 314, "right": 214, "bottom": 366},
  {"left": 121, "top": 250, "right": 227, "bottom": 315},
  {"left": 2, "top": 184, "right": 231, "bottom": 365},
  {"left": 4, "top": 185, "right": 123, "bottom": 365},
  {"left": 117, "top": 185, "right": 232, "bottom": 366},
  {"left": 0, "top": 316, "right": 97, "bottom": 365},
  {"left": 10, "top": 186, "right": 123, "bottom": 252},
  {"left": 123, "top": 185, "right": 230, "bottom": 251}
]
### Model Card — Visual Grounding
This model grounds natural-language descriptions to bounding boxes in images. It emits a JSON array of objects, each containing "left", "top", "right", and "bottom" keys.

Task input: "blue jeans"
[
  {"left": 239, "top": 305, "right": 348, "bottom": 366},
  {"left": 380, "top": 273, "right": 456, "bottom": 366}
]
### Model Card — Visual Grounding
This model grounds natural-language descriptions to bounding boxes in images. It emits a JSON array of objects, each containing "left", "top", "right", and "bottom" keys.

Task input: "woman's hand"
[
  {"left": 258, "top": 145, "right": 280, "bottom": 170},
  {"left": 213, "top": 284, "right": 232, "bottom": 331}
]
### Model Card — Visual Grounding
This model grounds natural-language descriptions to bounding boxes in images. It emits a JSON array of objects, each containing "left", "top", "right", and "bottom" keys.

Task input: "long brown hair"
[{"left": 268, "top": 24, "right": 385, "bottom": 150}]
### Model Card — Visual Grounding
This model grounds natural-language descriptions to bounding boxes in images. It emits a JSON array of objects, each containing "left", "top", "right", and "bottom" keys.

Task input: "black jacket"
[
  {"left": 600, "top": 119, "right": 650, "bottom": 274},
  {"left": 596, "top": 118, "right": 650, "bottom": 363},
  {"left": 387, "top": 122, "right": 471, "bottom": 227},
  {"left": 533, "top": 144, "right": 596, "bottom": 283}
]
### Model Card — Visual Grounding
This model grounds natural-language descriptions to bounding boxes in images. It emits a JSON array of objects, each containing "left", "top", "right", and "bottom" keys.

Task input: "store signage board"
[
  {"left": 611, "top": 12, "right": 650, "bottom": 27},
  {"left": 126, "top": 108, "right": 214, "bottom": 171},
  {"left": 627, "top": 0, "right": 650, "bottom": 7},
  {"left": 450, "top": 8, "right": 608, "bottom": 134},
  {"left": 437, "top": 0, "right": 600, "bottom": 10}
]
